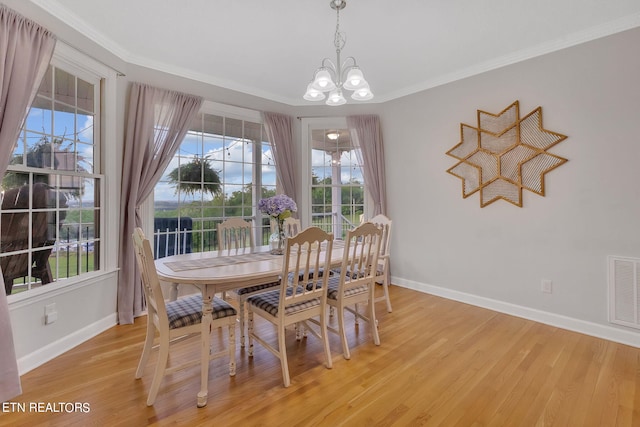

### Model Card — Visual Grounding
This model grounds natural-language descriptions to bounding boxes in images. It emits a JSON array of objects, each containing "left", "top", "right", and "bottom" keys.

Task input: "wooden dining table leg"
[{"left": 197, "top": 292, "right": 214, "bottom": 408}]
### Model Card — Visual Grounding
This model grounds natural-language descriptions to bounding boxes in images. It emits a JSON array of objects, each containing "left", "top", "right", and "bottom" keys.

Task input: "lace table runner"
[
  {"left": 164, "top": 240, "right": 344, "bottom": 272},
  {"left": 164, "top": 252, "right": 278, "bottom": 272}
]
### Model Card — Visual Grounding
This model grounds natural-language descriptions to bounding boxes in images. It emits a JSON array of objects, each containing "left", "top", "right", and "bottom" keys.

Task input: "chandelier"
[{"left": 303, "top": 0, "right": 373, "bottom": 106}]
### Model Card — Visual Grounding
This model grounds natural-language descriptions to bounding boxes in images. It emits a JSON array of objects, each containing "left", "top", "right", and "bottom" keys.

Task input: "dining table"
[{"left": 154, "top": 241, "right": 345, "bottom": 407}]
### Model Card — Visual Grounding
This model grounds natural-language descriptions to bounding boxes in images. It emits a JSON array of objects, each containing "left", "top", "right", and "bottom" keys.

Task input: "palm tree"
[{"left": 167, "top": 156, "right": 222, "bottom": 197}]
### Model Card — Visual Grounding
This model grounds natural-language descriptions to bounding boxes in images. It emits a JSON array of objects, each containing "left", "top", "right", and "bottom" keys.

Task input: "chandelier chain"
[{"left": 334, "top": 6, "right": 346, "bottom": 51}]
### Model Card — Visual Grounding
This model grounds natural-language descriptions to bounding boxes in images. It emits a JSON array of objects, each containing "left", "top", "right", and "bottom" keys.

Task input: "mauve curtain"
[
  {"left": 263, "top": 112, "right": 298, "bottom": 205},
  {"left": 118, "top": 83, "right": 202, "bottom": 324},
  {"left": 347, "top": 115, "right": 387, "bottom": 216},
  {"left": 0, "top": 5, "right": 56, "bottom": 401}
]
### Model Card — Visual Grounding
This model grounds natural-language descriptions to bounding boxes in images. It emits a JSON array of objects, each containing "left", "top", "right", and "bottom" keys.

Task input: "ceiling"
[{"left": 30, "top": 0, "right": 640, "bottom": 106}]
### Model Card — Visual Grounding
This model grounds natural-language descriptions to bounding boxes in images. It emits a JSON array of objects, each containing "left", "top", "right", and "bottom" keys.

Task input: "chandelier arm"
[
  {"left": 341, "top": 56, "right": 357, "bottom": 68},
  {"left": 335, "top": 49, "right": 343, "bottom": 88},
  {"left": 340, "top": 56, "right": 358, "bottom": 81},
  {"left": 320, "top": 58, "right": 338, "bottom": 75}
]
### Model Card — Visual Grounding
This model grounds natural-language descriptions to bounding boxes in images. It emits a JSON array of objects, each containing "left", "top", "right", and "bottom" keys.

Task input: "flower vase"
[{"left": 269, "top": 219, "right": 285, "bottom": 255}]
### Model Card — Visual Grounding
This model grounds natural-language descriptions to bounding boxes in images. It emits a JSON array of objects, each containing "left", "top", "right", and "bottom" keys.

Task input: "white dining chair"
[
  {"left": 369, "top": 214, "right": 393, "bottom": 312},
  {"left": 218, "top": 217, "right": 254, "bottom": 250},
  {"left": 132, "top": 227, "right": 237, "bottom": 406},
  {"left": 283, "top": 217, "right": 302, "bottom": 237},
  {"left": 322, "top": 221, "right": 382, "bottom": 359},
  {"left": 218, "top": 217, "right": 280, "bottom": 348},
  {"left": 246, "top": 226, "right": 334, "bottom": 387}
]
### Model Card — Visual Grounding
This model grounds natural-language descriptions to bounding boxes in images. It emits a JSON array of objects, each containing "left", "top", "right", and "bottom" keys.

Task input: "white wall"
[
  {"left": 380, "top": 27, "right": 640, "bottom": 345},
  {"left": 10, "top": 273, "right": 118, "bottom": 373}
]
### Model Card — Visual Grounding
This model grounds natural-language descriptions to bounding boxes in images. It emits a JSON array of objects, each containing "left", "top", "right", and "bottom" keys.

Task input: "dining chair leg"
[
  {"left": 368, "top": 299, "right": 380, "bottom": 346},
  {"left": 239, "top": 297, "right": 246, "bottom": 348},
  {"left": 247, "top": 310, "right": 254, "bottom": 357},
  {"left": 295, "top": 322, "right": 307, "bottom": 340},
  {"left": 197, "top": 302, "right": 213, "bottom": 408},
  {"left": 336, "top": 303, "right": 351, "bottom": 360},
  {"left": 295, "top": 322, "right": 302, "bottom": 340},
  {"left": 320, "top": 310, "right": 333, "bottom": 369},
  {"left": 382, "top": 272, "right": 392, "bottom": 313},
  {"left": 228, "top": 323, "right": 236, "bottom": 376},
  {"left": 147, "top": 336, "right": 169, "bottom": 406},
  {"left": 169, "top": 282, "right": 179, "bottom": 301},
  {"left": 278, "top": 323, "right": 290, "bottom": 387},
  {"left": 353, "top": 303, "right": 360, "bottom": 326},
  {"left": 135, "top": 321, "right": 155, "bottom": 379}
]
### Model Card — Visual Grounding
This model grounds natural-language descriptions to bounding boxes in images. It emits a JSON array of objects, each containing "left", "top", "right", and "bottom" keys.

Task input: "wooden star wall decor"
[{"left": 446, "top": 101, "right": 568, "bottom": 207}]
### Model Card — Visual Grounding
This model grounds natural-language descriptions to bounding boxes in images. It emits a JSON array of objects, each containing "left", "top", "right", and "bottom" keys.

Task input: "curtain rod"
[
  {"left": 296, "top": 116, "right": 346, "bottom": 120},
  {"left": 58, "top": 39, "right": 126, "bottom": 77}
]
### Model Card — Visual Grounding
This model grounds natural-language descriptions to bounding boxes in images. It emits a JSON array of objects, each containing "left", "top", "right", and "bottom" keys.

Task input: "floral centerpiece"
[{"left": 258, "top": 194, "right": 297, "bottom": 254}]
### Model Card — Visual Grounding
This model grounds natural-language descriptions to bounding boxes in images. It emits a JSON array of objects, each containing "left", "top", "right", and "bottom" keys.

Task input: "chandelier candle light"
[{"left": 303, "top": 0, "right": 373, "bottom": 105}]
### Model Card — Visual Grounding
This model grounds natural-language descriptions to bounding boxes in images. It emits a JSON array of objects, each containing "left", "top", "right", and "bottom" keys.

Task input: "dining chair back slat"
[
  {"left": 283, "top": 217, "right": 302, "bottom": 237},
  {"left": 283, "top": 228, "right": 331, "bottom": 308},
  {"left": 218, "top": 217, "right": 254, "bottom": 251}
]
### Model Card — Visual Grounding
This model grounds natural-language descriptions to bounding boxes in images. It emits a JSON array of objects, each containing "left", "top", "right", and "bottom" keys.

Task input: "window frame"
[{"left": 3, "top": 42, "right": 118, "bottom": 302}]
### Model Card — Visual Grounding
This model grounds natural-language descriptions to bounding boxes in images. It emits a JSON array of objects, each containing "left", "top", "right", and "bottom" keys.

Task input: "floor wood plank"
[{"left": 2, "top": 286, "right": 640, "bottom": 426}]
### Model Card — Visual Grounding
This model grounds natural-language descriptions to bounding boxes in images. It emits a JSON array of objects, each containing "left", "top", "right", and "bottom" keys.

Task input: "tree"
[
  {"left": 168, "top": 156, "right": 222, "bottom": 198},
  {"left": 311, "top": 173, "right": 332, "bottom": 211}
]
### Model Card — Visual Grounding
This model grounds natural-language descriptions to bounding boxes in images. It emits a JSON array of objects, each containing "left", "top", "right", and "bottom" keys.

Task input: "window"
[
  {"left": 309, "top": 127, "right": 365, "bottom": 239},
  {"left": 301, "top": 117, "right": 367, "bottom": 239},
  {"left": 153, "top": 104, "right": 275, "bottom": 255},
  {"left": 1, "top": 61, "right": 103, "bottom": 295}
]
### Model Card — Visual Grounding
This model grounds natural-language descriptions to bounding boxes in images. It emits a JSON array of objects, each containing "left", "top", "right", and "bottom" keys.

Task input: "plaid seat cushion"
[
  {"left": 235, "top": 280, "right": 280, "bottom": 295},
  {"left": 166, "top": 294, "right": 237, "bottom": 329},
  {"left": 286, "top": 268, "right": 328, "bottom": 284},
  {"left": 331, "top": 267, "right": 383, "bottom": 279},
  {"left": 210, "top": 297, "right": 238, "bottom": 320},
  {"left": 324, "top": 275, "right": 370, "bottom": 301},
  {"left": 230, "top": 266, "right": 329, "bottom": 298},
  {"left": 247, "top": 287, "right": 320, "bottom": 317}
]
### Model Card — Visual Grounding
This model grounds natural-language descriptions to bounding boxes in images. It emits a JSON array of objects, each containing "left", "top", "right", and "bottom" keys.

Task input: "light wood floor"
[{"left": 2, "top": 286, "right": 640, "bottom": 427}]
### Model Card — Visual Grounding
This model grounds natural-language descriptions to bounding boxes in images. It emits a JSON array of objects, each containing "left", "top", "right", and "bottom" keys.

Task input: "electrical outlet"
[
  {"left": 45, "top": 311, "right": 58, "bottom": 324},
  {"left": 44, "top": 303, "right": 57, "bottom": 324},
  {"left": 541, "top": 280, "right": 553, "bottom": 294}
]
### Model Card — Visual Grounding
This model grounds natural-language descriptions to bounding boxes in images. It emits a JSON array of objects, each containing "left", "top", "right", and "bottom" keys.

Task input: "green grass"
[{"left": 8, "top": 250, "right": 96, "bottom": 292}]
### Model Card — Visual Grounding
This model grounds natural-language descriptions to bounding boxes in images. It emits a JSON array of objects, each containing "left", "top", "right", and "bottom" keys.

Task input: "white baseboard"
[
  {"left": 394, "top": 277, "right": 640, "bottom": 348},
  {"left": 18, "top": 313, "right": 118, "bottom": 375}
]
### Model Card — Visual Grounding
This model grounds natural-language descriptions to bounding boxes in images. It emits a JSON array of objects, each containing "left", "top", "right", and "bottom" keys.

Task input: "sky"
[
  {"left": 154, "top": 131, "right": 277, "bottom": 203},
  {"left": 153, "top": 130, "right": 365, "bottom": 204},
  {"left": 19, "top": 104, "right": 364, "bottom": 208},
  {"left": 17, "top": 105, "right": 95, "bottom": 206}
]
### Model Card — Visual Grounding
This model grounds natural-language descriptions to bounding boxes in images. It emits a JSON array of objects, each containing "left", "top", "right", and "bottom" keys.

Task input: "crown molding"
[
  {"left": 28, "top": 1, "right": 640, "bottom": 106},
  {"left": 374, "top": 13, "right": 640, "bottom": 104}
]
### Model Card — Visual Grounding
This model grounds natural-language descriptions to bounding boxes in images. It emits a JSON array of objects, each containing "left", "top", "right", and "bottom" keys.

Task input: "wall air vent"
[{"left": 608, "top": 256, "right": 640, "bottom": 329}]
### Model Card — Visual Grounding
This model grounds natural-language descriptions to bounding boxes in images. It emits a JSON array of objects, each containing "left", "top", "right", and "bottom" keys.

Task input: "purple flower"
[{"left": 258, "top": 194, "right": 297, "bottom": 219}]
